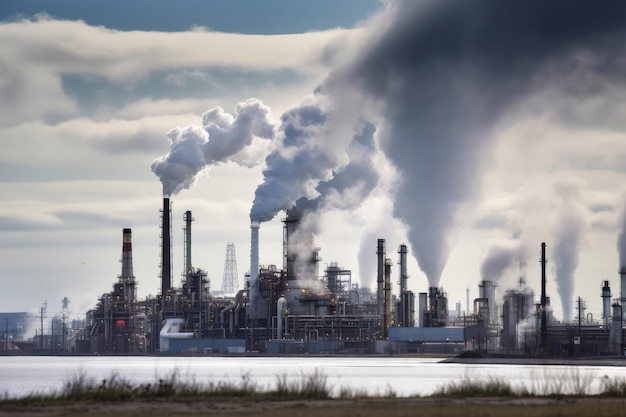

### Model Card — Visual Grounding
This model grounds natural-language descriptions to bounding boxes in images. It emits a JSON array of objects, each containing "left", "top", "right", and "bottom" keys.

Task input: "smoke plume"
[
  {"left": 480, "top": 240, "right": 522, "bottom": 284},
  {"left": 152, "top": 98, "right": 274, "bottom": 196},
  {"left": 319, "top": 0, "right": 626, "bottom": 288},
  {"left": 249, "top": 97, "right": 367, "bottom": 223},
  {"left": 550, "top": 178, "right": 590, "bottom": 322}
]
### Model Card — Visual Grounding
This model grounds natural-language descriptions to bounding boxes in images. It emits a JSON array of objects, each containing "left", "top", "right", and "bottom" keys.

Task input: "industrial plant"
[{"left": 10, "top": 197, "right": 624, "bottom": 358}]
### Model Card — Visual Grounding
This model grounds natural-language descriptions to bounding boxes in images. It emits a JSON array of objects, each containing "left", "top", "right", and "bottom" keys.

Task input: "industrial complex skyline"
[{"left": 1, "top": 0, "right": 626, "bottom": 328}]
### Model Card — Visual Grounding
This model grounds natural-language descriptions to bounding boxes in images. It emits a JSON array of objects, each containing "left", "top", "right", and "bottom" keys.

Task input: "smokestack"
[
  {"left": 120, "top": 228, "right": 136, "bottom": 306},
  {"left": 384, "top": 257, "right": 392, "bottom": 337},
  {"left": 121, "top": 228, "right": 133, "bottom": 278},
  {"left": 161, "top": 197, "right": 172, "bottom": 298},
  {"left": 620, "top": 267, "right": 626, "bottom": 319},
  {"left": 399, "top": 244, "right": 408, "bottom": 293},
  {"left": 183, "top": 211, "right": 193, "bottom": 273},
  {"left": 377, "top": 239, "right": 385, "bottom": 318},
  {"left": 601, "top": 280, "right": 612, "bottom": 321},
  {"left": 249, "top": 222, "right": 260, "bottom": 320}
]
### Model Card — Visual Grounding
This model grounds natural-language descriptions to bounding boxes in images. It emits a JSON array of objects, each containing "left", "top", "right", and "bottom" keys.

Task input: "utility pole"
[{"left": 540, "top": 243, "right": 547, "bottom": 349}]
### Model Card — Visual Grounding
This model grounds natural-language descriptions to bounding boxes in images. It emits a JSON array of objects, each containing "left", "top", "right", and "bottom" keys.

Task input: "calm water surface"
[{"left": 0, "top": 356, "right": 624, "bottom": 399}]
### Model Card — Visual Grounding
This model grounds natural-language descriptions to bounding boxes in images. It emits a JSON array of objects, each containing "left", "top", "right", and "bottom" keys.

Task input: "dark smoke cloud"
[
  {"left": 320, "top": 0, "right": 626, "bottom": 288},
  {"left": 152, "top": 98, "right": 274, "bottom": 196}
]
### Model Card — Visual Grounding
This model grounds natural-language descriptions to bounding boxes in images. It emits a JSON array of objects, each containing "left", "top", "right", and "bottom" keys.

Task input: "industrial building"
[{"left": 66, "top": 198, "right": 626, "bottom": 357}]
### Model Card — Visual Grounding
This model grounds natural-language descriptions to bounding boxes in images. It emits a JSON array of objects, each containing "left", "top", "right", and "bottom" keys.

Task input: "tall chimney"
[
  {"left": 601, "top": 280, "right": 612, "bottom": 322},
  {"left": 120, "top": 228, "right": 136, "bottom": 305},
  {"left": 376, "top": 239, "right": 385, "bottom": 319},
  {"left": 121, "top": 228, "right": 134, "bottom": 278},
  {"left": 161, "top": 197, "right": 172, "bottom": 298},
  {"left": 183, "top": 211, "right": 193, "bottom": 273},
  {"left": 384, "top": 257, "right": 393, "bottom": 337},
  {"left": 249, "top": 222, "right": 260, "bottom": 320},
  {"left": 620, "top": 267, "right": 626, "bottom": 319},
  {"left": 399, "top": 244, "right": 408, "bottom": 293}
]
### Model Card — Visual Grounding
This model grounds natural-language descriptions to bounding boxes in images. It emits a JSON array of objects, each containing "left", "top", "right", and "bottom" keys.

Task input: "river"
[{"left": 1, "top": 356, "right": 624, "bottom": 399}]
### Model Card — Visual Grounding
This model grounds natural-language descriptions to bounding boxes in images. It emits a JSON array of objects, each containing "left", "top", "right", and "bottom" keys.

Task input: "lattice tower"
[{"left": 221, "top": 243, "right": 239, "bottom": 294}]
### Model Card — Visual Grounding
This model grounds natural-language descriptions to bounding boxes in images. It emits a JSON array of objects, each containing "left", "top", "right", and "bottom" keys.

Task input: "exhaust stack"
[
  {"left": 620, "top": 267, "right": 626, "bottom": 319},
  {"left": 121, "top": 228, "right": 134, "bottom": 278},
  {"left": 249, "top": 222, "right": 260, "bottom": 320},
  {"left": 376, "top": 239, "right": 385, "bottom": 318},
  {"left": 120, "top": 228, "right": 136, "bottom": 305},
  {"left": 161, "top": 197, "right": 172, "bottom": 298}
]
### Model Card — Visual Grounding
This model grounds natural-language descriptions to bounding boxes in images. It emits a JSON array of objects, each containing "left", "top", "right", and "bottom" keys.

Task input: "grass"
[{"left": 3, "top": 367, "right": 626, "bottom": 406}]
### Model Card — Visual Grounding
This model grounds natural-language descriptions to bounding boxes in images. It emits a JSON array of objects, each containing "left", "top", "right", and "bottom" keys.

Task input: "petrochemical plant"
[{"left": 6, "top": 197, "right": 626, "bottom": 357}]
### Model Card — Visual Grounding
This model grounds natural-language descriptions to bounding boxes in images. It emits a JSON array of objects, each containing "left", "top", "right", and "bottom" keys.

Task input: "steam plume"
[
  {"left": 480, "top": 240, "right": 522, "bottom": 284},
  {"left": 249, "top": 98, "right": 365, "bottom": 223},
  {"left": 550, "top": 178, "right": 590, "bottom": 322},
  {"left": 322, "top": 0, "right": 626, "bottom": 288},
  {"left": 152, "top": 98, "right": 274, "bottom": 196}
]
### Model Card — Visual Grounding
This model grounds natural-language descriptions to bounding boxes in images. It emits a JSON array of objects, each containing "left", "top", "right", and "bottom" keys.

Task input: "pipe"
[
  {"left": 159, "top": 318, "right": 193, "bottom": 352},
  {"left": 235, "top": 303, "right": 242, "bottom": 327},
  {"left": 277, "top": 297, "right": 287, "bottom": 339}
]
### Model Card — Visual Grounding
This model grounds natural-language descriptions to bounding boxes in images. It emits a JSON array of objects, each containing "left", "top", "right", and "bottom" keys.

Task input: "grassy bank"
[{"left": 2, "top": 368, "right": 626, "bottom": 417}]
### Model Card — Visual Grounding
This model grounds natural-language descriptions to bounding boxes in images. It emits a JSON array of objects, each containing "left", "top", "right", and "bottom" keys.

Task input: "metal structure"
[
  {"left": 69, "top": 199, "right": 626, "bottom": 357},
  {"left": 221, "top": 243, "right": 239, "bottom": 294}
]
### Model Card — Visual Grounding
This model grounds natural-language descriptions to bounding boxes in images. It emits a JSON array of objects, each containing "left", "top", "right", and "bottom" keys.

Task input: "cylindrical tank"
[
  {"left": 277, "top": 297, "right": 287, "bottom": 339},
  {"left": 418, "top": 292, "right": 427, "bottom": 327},
  {"left": 609, "top": 302, "right": 623, "bottom": 354},
  {"left": 479, "top": 280, "right": 497, "bottom": 325}
]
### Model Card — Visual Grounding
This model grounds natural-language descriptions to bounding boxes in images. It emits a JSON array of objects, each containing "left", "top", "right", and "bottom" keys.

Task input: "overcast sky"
[{"left": 2, "top": 0, "right": 626, "bottom": 325}]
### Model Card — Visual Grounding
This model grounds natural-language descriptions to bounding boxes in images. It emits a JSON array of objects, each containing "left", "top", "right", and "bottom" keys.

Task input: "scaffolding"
[{"left": 221, "top": 243, "right": 239, "bottom": 294}]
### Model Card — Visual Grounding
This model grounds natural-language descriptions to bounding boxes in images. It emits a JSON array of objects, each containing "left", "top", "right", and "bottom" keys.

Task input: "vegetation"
[{"left": 2, "top": 367, "right": 626, "bottom": 407}]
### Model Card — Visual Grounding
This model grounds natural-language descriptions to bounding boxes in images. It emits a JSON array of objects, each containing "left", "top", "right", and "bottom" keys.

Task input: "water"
[{"left": 0, "top": 356, "right": 624, "bottom": 399}]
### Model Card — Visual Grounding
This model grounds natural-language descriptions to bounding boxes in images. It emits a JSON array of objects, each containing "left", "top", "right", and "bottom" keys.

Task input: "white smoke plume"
[
  {"left": 249, "top": 96, "right": 361, "bottom": 223},
  {"left": 483, "top": 177, "right": 591, "bottom": 321},
  {"left": 550, "top": 178, "right": 590, "bottom": 322},
  {"left": 480, "top": 239, "right": 523, "bottom": 284},
  {"left": 152, "top": 98, "right": 275, "bottom": 196}
]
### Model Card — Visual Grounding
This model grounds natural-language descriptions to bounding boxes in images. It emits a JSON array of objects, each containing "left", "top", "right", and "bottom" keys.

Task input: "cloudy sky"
[{"left": 2, "top": 0, "right": 626, "bottom": 325}]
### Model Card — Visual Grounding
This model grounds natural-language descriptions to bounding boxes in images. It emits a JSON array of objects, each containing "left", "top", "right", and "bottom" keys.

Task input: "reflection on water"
[{"left": 0, "top": 356, "right": 624, "bottom": 399}]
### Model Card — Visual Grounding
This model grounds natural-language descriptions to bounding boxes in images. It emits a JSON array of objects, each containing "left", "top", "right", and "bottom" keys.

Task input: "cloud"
[{"left": 0, "top": 16, "right": 360, "bottom": 126}]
